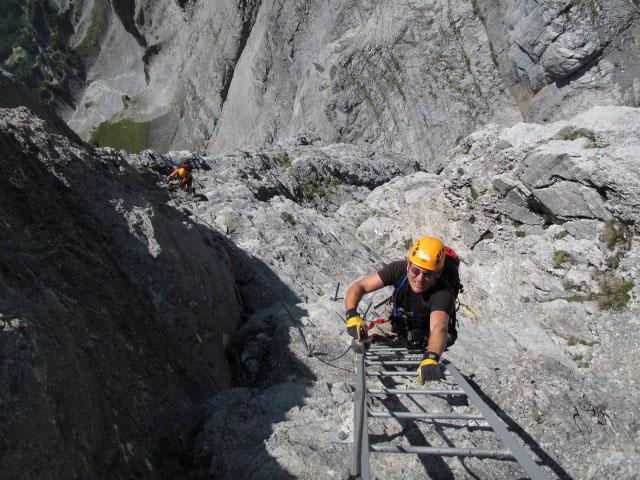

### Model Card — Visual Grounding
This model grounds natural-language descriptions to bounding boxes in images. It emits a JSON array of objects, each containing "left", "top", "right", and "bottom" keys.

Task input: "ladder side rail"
[
  {"left": 352, "top": 351, "right": 370, "bottom": 479},
  {"left": 445, "top": 362, "right": 549, "bottom": 480},
  {"left": 367, "top": 371, "right": 419, "bottom": 377}
]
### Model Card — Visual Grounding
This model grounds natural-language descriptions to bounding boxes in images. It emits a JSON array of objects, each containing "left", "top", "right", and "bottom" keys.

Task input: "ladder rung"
[
  {"left": 368, "top": 346, "right": 411, "bottom": 350},
  {"left": 366, "top": 360, "right": 422, "bottom": 365},
  {"left": 370, "top": 445, "right": 514, "bottom": 458},
  {"left": 367, "top": 388, "right": 466, "bottom": 396},
  {"left": 366, "top": 350, "right": 424, "bottom": 356},
  {"left": 366, "top": 355, "right": 423, "bottom": 360},
  {"left": 367, "top": 350, "right": 419, "bottom": 355},
  {"left": 367, "top": 371, "right": 418, "bottom": 376},
  {"left": 368, "top": 411, "right": 484, "bottom": 420}
]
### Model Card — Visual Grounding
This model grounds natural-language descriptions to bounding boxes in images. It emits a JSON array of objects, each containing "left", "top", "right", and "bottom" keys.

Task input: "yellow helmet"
[
  {"left": 408, "top": 236, "right": 445, "bottom": 270},
  {"left": 178, "top": 167, "right": 186, "bottom": 177}
]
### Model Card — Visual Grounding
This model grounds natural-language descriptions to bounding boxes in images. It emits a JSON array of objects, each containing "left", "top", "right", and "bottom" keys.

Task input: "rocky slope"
[
  {"left": 169, "top": 104, "right": 640, "bottom": 479},
  {"left": 0, "top": 105, "right": 249, "bottom": 478},
  {"left": 2, "top": 102, "right": 638, "bottom": 479},
  {"left": 6, "top": 0, "right": 639, "bottom": 168}
]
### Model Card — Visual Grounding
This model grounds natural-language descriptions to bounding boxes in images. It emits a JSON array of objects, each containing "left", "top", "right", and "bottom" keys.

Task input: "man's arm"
[
  {"left": 345, "top": 273, "right": 385, "bottom": 312},
  {"left": 417, "top": 310, "right": 449, "bottom": 384},
  {"left": 426, "top": 310, "right": 449, "bottom": 356},
  {"left": 345, "top": 273, "right": 384, "bottom": 349}
]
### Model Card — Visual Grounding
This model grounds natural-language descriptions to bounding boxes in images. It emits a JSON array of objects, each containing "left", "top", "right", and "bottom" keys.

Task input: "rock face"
[
  {"left": 26, "top": 0, "right": 639, "bottom": 168},
  {"left": 0, "top": 106, "right": 249, "bottom": 478},
  {"left": 4, "top": 102, "right": 638, "bottom": 478},
  {"left": 174, "top": 104, "right": 639, "bottom": 479},
  {"left": 0, "top": 70, "right": 82, "bottom": 141},
  {"left": 481, "top": 0, "right": 640, "bottom": 121}
]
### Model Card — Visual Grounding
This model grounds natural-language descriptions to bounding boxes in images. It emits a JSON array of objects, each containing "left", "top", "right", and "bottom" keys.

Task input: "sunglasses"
[{"left": 410, "top": 266, "right": 437, "bottom": 280}]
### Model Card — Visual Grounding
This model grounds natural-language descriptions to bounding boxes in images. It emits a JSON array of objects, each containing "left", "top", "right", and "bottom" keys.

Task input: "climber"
[
  {"left": 345, "top": 236, "right": 455, "bottom": 384},
  {"left": 166, "top": 163, "right": 195, "bottom": 195}
]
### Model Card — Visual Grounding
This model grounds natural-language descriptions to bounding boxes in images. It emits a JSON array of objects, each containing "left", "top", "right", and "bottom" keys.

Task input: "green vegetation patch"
[
  {"left": 598, "top": 279, "right": 634, "bottom": 311},
  {"left": 383, "top": 74, "right": 406, "bottom": 101},
  {"left": 565, "top": 294, "right": 587, "bottom": 302},
  {"left": 0, "top": 1, "right": 26, "bottom": 61},
  {"left": 280, "top": 211, "right": 296, "bottom": 226},
  {"left": 458, "top": 302, "right": 479, "bottom": 324},
  {"left": 470, "top": 0, "right": 485, "bottom": 22},
  {"left": 559, "top": 129, "right": 596, "bottom": 142},
  {"left": 1, "top": 0, "right": 81, "bottom": 106},
  {"left": 531, "top": 409, "right": 542, "bottom": 423},
  {"left": 601, "top": 219, "right": 621, "bottom": 249},
  {"left": 303, "top": 181, "right": 326, "bottom": 198},
  {"left": 481, "top": 230, "right": 494, "bottom": 241},
  {"left": 567, "top": 336, "right": 600, "bottom": 347},
  {"left": 559, "top": 276, "right": 634, "bottom": 311},
  {"left": 74, "top": 6, "right": 103, "bottom": 53},
  {"left": 488, "top": 41, "right": 499, "bottom": 68},
  {"left": 275, "top": 153, "right": 291, "bottom": 169},
  {"left": 553, "top": 250, "right": 569, "bottom": 269},
  {"left": 599, "top": 219, "right": 631, "bottom": 270},
  {"left": 89, "top": 118, "right": 151, "bottom": 154}
]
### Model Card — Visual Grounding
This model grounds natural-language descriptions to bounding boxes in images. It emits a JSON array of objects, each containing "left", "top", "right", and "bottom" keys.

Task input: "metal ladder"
[{"left": 331, "top": 345, "right": 548, "bottom": 479}]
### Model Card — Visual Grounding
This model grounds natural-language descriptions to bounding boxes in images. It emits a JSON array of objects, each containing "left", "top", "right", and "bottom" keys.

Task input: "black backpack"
[
  {"left": 440, "top": 247, "right": 464, "bottom": 341},
  {"left": 179, "top": 161, "right": 193, "bottom": 172}
]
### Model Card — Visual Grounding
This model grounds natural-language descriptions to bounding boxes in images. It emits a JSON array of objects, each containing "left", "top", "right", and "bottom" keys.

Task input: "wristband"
[
  {"left": 424, "top": 351, "right": 440, "bottom": 362},
  {"left": 346, "top": 308, "right": 359, "bottom": 320}
]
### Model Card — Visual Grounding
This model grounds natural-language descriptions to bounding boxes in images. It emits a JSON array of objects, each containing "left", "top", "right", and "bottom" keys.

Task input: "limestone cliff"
[
  {"left": 6, "top": 0, "right": 638, "bottom": 167},
  {"left": 1, "top": 1, "right": 639, "bottom": 478},
  {"left": 2, "top": 102, "right": 638, "bottom": 478},
  {"left": 0, "top": 105, "right": 248, "bottom": 478}
]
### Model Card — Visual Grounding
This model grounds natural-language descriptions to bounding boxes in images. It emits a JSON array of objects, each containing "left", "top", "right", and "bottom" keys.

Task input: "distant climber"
[
  {"left": 166, "top": 162, "right": 195, "bottom": 195},
  {"left": 345, "top": 236, "right": 458, "bottom": 384}
]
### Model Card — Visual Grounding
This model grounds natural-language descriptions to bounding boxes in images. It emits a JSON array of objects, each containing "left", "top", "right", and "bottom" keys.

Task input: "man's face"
[{"left": 407, "top": 262, "right": 440, "bottom": 293}]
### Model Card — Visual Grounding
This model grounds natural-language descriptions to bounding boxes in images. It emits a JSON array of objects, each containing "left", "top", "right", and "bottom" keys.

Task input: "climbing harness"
[{"left": 331, "top": 345, "right": 549, "bottom": 479}]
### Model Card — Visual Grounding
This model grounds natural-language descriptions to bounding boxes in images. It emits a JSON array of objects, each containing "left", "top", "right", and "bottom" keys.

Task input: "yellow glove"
[
  {"left": 346, "top": 315, "right": 367, "bottom": 343},
  {"left": 417, "top": 357, "right": 445, "bottom": 384}
]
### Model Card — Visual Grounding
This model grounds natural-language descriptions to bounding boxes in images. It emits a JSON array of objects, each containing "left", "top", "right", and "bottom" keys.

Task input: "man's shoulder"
[
  {"left": 378, "top": 260, "right": 408, "bottom": 286},
  {"left": 388, "top": 259, "right": 408, "bottom": 270}
]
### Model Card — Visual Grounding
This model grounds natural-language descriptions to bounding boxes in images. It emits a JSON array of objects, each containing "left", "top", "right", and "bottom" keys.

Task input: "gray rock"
[
  {"left": 10, "top": 0, "right": 639, "bottom": 173},
  {"left": 0, "top": 106, "right": 244, "bottom": 479},
  {"left": 532, "top": 180, "right": 611, "bottom": 220},
  {"left": 3, "top": 102, "right": 640, "bottom": 479}
]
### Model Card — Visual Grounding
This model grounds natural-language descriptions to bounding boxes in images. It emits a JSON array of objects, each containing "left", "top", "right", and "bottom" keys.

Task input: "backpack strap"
[{"left": 392, "top": 274, "right": 408, "bottom": 317}]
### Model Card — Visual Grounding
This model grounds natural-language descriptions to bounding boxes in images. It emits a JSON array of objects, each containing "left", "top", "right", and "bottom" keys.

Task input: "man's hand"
[
  {"left": 346, "top": 314, "right": 367, "bottom": 343},
  {"left": 417, "top": 358, "right": 445, "bottom": 384}
]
